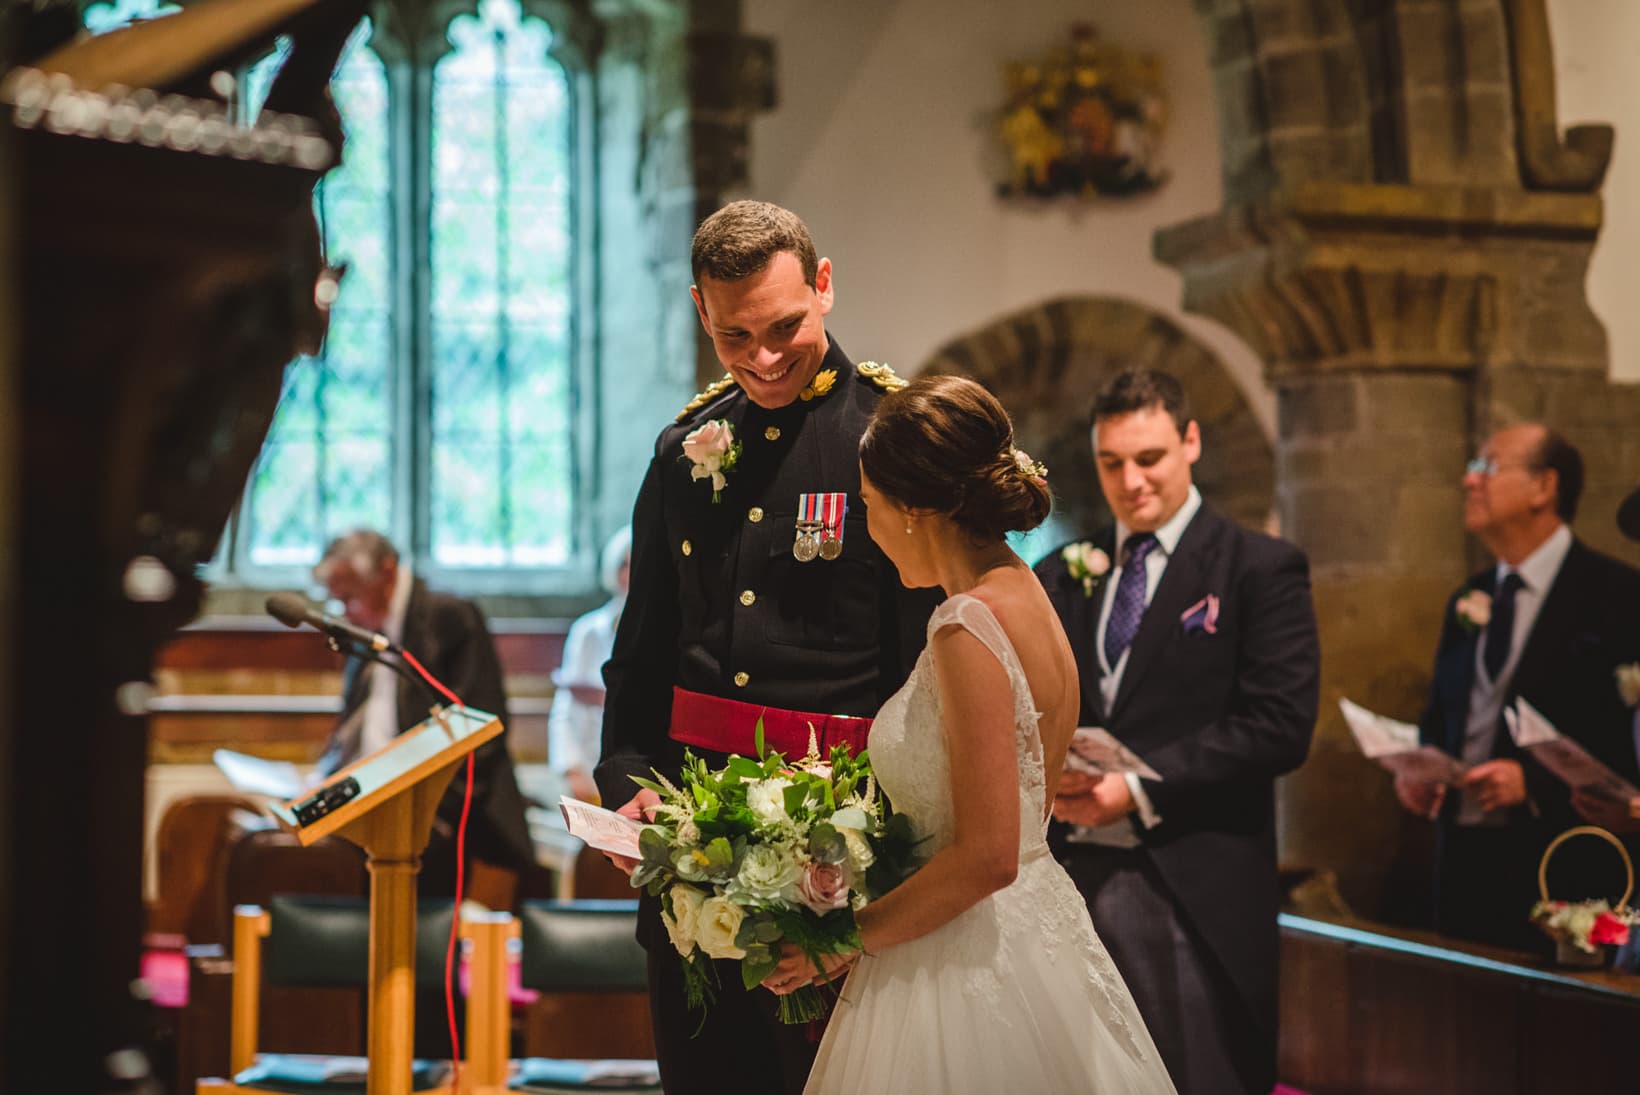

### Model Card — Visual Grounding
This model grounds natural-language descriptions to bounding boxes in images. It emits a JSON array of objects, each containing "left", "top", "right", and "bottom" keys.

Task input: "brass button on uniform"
[
  {"left": 739, "top": 590, "right": 756, "bottom": 606},
  {"left": 681, "top": 539, "right": 692, "bottom": 556},
  {"left": 748, "top": 507, "right": 764, "bottom": 523},
  {"left": 764, "top": 426, "right": 781, "bottom": 442},
  {"left": 733, "top": 671, "right": 750, "bottom": 688}
]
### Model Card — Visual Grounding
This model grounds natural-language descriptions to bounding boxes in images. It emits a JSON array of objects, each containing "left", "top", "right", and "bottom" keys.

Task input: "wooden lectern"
[{"left": 247, "top": 704, "right": 506, "bottom": 1095}]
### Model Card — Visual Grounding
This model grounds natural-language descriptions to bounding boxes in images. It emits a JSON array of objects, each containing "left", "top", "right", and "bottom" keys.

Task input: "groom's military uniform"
[{"left": 597, "top": 339, "right": 935, "bottom": 1095}]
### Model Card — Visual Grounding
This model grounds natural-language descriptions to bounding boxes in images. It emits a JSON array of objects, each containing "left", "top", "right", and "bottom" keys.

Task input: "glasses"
[{"left": 1465, "top": 456, "right": 1539, "bottom": 479}]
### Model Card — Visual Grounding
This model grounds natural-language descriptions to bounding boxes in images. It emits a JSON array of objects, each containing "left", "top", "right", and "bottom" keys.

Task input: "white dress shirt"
[
  {"left": 548, "top": 595, "right": 625, "bottom": 776},
  {"left": 1456, "top": 523, "right": 1572, "bottom": 825},
  {"left": 1070, "top": 486, "right": 1202, "bottom": 846}
]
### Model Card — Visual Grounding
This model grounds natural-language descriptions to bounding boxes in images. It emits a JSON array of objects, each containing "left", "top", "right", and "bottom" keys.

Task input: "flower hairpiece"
[{"left": 1012, "top": 447, "right": 1048, "bottom": 486}]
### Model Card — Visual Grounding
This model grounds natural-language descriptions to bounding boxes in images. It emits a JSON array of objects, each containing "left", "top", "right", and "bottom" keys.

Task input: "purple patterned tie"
[{"left": 1104, "top": 533, "right": 1158, "bottom": 666}]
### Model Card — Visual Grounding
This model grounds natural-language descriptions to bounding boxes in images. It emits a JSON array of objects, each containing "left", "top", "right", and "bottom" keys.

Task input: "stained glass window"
[
  {"left": 430, "top": 0, "right": 573, "bottom": 567},
  {"left": 241, "top": 22, "right": 393, "bottom": 567},
  {"left": 192, "top": 0, "right": 577, "bottom": 582}
]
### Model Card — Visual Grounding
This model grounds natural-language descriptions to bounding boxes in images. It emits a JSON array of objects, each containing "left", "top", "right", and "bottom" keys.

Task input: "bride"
[{"left": 763, "top": 374, "right": 1177, "bottom": 1094}]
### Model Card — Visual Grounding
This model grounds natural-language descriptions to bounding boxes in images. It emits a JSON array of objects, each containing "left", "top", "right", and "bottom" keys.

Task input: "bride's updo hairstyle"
[{"left": 860, "top": 374, "right": 1051, "bottom": 540}]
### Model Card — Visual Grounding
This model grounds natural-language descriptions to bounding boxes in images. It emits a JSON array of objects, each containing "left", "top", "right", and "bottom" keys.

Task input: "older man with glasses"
[{"left": 1396, "top": 423, "right": 1640, "bottom": 952}]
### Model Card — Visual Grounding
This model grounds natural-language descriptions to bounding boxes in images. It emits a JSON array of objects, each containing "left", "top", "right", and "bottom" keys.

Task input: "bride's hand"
[{"left": 761, "top": 944, "right": 859, "bottom": 995}]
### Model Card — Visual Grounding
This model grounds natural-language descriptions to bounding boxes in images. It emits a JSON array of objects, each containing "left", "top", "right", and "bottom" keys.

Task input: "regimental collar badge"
[
  {"left": 799, "top": 369, "right": 837, "bottom": 402},
  {"left": 795, "top": 493, "right": 848, "bottom": 562}
]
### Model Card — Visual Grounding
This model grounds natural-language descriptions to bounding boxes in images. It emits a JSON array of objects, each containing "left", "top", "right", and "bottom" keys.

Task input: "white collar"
[
  {"left": 1497, "top": 522, "right": 1571, "bottom": 594},
  {"left": 1116, "top": 485, "right": 1202, "bottom": 560}
]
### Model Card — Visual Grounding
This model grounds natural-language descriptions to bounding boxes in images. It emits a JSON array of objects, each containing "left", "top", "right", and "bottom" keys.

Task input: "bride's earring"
[{"left": 904, "top": 521, "right": 913, "bottom": 535}]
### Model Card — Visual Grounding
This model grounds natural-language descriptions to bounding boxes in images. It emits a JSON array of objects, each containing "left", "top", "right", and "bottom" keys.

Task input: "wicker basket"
[{"left": 1535, "top": 825, "right": 1634, "bottom": 967}]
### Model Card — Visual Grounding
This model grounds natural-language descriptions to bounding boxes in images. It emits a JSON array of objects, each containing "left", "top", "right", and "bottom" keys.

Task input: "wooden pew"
[{"left": 1278, "top": 913, "right": 1640, "bottom": 1093}]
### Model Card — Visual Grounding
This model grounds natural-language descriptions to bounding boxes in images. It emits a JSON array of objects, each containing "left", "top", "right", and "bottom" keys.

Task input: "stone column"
[{"left": 1163, "top": 0, "right": 1628, "bottom": 919}]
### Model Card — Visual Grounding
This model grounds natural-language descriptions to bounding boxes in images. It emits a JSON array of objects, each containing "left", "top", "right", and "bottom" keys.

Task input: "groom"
[
  {"left": 1037, "top": 367, "right": 1319, "bottom": 1095},
  {"left": 596, "top": 201, "right": 935, "bottom": 1095}
]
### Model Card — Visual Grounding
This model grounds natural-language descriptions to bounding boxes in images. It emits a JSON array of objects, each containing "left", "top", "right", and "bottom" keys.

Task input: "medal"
[
  {"left": 798, "top": 493, "right": 848, "bottom": 562},
  {"left": 793, "top": 524, "right": 821, "bottom": 562}
]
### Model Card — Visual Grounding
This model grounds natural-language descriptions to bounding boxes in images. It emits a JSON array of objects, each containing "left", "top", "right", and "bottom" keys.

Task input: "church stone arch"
[{"left": 919, "top": 296, "right": 1274, "bottom": 541}]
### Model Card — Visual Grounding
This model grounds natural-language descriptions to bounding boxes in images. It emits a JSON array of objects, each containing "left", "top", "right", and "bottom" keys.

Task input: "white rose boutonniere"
[
  {"left": 1454, "top": 589, "right": 1491, "bottom": 632},
  {"left": 682, "top": 418, "right": 741, "bottom": 503},
  {"left": 1062, "top": 542, "right": 1111, "bottom": 598},
  {"left": 1617, "top": 663, "right": 1640, "bottom": 707}
]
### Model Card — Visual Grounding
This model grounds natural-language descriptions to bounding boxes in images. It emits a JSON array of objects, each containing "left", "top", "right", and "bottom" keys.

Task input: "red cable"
[{"left": 399, "top": 648, "right": 475, "bottom": 1087}]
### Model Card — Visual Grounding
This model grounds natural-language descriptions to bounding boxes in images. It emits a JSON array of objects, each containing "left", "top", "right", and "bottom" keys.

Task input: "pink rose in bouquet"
[{"left": 797, "top": 861, "right": 850, "bottom": 915}]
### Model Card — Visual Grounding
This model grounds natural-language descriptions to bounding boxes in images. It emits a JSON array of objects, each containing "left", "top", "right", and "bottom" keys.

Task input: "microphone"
[{"left": 266, "top": 592, "right": 400, "bottom": 654}]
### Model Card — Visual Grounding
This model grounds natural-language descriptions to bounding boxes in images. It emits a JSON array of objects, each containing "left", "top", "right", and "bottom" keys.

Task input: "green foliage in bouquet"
[{"left": 629, "top": 721, "right": 921, "bottom": 1024}]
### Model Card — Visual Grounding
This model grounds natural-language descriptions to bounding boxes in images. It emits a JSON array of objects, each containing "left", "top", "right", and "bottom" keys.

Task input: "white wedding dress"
[{"left": 805, "top": 594, "right": 1177, "bottom": 1094}]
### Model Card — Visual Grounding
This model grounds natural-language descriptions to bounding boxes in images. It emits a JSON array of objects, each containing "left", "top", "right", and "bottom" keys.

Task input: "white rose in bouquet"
[
  {"left": 830, "top": 805, "right": 877, "bottom": 872},
  {"left": 747, "top": 777, "right": 794, "bottom": 826},
  {"left": 660, "top": 884, "right": 707, "bottom": 956},
  {"left": 694, "top": 895, "right": 748, "bottom": 960},
  {"left": 841, "top": 827, "right": 876, "bottom": 873}
]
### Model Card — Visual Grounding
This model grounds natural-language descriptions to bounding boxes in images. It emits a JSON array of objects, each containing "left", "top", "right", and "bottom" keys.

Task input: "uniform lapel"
[{"left": 1109, "top": 505, "right": 1218, "bottom": 724}]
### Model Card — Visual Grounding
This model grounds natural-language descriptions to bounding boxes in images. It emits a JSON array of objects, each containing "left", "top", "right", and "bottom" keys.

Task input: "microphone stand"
[{"left": 326, "top": 633, "right": 448, "bottom": 713}]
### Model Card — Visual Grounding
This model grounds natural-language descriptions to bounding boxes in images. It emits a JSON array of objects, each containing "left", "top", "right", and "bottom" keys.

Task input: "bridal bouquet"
[{"left": 629, "top": 726, "right": 918, "bottom": 1023}]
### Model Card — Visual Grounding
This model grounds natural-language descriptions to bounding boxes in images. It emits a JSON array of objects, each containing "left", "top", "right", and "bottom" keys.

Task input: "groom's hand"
[
  {"left": 1052, "top": 773, "right": 1134, "bottom": 828},
  {"left": 603, "top": 788, "right": 662, "bottom": 876}
]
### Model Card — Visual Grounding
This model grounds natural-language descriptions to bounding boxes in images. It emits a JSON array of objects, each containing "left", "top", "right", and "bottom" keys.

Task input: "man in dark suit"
[
  {"left": 1396, "top": 425, "right": 1640, "bottom": 952},
  {"left": 1036, "top": 367, "right": 1318, "bottom": 1095},
  {"left": 314, "top": 528, "right": 535, "bottom": 903},
  {"left": 595, "top": 201, "right": 934, "bottom": 1095}
]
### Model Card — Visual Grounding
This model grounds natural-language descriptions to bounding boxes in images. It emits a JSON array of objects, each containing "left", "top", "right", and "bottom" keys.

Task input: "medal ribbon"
[{"left": 819, "top": 493, "right": 847, "bottom": 544}]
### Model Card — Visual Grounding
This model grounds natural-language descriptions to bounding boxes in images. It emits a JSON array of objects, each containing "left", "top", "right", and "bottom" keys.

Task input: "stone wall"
[
  {"left": 1164, "top": 0, "right": 1640, "bottom": 918},
  {"left": 920, "top": 296, "right": 1274, "bottom": 541}
]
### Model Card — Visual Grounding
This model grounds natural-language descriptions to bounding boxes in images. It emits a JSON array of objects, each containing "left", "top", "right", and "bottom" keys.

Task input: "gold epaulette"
[
  {"left": 856, "top": 361, "right": 908, "bottom": 392},
  {"left": 675, "top": 373, "right": 739, "bottom": 421}
]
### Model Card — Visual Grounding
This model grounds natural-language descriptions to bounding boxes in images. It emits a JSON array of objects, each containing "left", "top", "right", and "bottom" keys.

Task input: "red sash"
[{"left": 667, "top": 686, "right": 871, "bottom": 758}]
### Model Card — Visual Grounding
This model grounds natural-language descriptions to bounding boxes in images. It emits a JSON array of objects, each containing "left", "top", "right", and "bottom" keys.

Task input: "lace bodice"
[{"left": 869, "top": 593, "right": 1050, "bottom": 865}]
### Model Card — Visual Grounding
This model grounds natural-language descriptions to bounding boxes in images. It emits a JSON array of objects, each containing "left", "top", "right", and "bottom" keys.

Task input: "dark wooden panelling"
[{"left": 1278, "top": 915, "right": 1640, "bottom": 1094}]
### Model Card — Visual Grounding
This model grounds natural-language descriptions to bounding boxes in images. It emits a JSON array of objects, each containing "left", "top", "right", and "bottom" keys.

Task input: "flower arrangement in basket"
[
  {"left": 628, "top": 724, "right": 921, "bottom": 1023},
  {"left": 1529, "top": 825, "right": 1640, "bottom": 966}
]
